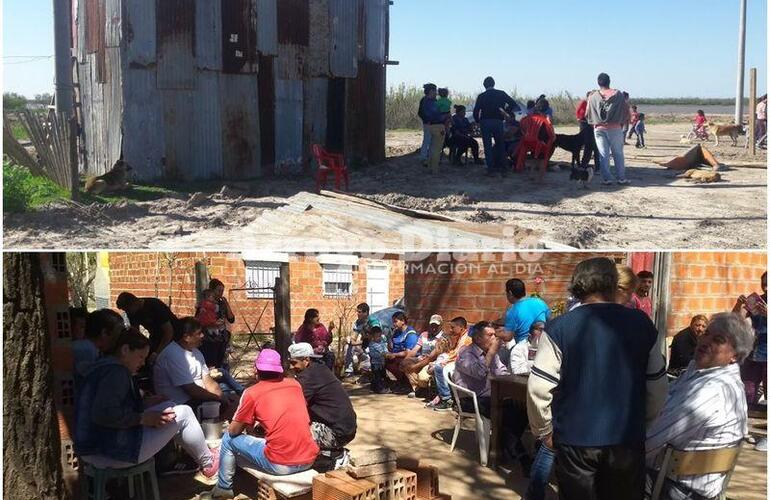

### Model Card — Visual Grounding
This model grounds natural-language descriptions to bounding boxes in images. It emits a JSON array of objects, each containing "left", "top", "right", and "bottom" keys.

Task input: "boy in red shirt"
[{"left": 208, "top": 349, "right": 319, "bottom": 498}]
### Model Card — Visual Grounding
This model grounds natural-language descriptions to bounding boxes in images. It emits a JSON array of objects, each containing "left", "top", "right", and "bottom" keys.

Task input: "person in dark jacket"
[
  {"left": 447, "top": 105, "right": 483, "bottom": 165},
  {"left": 668, "top": 315, "right": 708, "bottom": 376},
  {"left": 289, "top": 342, "right": 357, "bottom": 450},
  {"left": 418, "top": 84, "right": 446, "bottom": 174},
  {"left": 418, "top": 83, "right": 438, "bottom": 166},
  {"left": 73, "top": 329, "right": 219, "bottom": 478},
  {"left": 473, "top": 76, "right": 518, "bottom": 177}
]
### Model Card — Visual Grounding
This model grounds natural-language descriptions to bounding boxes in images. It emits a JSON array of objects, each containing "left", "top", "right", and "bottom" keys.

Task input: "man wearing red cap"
[{"left": 208, "top": 349, "right": 319, "bottom": 499}]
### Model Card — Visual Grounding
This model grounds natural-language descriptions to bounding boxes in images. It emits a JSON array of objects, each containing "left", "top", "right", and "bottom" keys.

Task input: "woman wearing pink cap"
[{"left": 207, "top": 349, "right": 319, "bottom": 499}]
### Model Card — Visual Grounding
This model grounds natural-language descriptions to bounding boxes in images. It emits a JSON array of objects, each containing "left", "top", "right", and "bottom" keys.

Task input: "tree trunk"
[{"left": 3, "top": 253, "right": 68, "bottom": 500}]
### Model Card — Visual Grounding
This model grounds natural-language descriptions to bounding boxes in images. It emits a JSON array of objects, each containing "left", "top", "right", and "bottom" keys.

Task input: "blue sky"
[{"left": 3, "top": 0, "right": 767, "bottom": 98}]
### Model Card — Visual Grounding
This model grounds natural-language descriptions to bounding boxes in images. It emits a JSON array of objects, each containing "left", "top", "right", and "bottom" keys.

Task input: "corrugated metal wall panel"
[
  {"left": 276, "top": 44, "right": 306, "bottom": 80},
  {"left": 258, "top": 54, "right": 276, "bottom": 171},
  {"left": 196, "top": 0, "right": 222, "bottom": 71},
  {"left": 256, "top": 0, "right": 277, "bottom": 56},
  {"left": 160, "top": 89, "right": 195, "bottom": 178},
  {"left": 85, "top": 0, "right": 104, "bottom": 53},
  {"left": 307, "top": 0, "right": 329, "bottom": 77},
  {"left": 192, "top": 71, "right": 224, "bottom": 179},
  {"left": 275, "top": 78, "right": 304, "bottom": 173},
  {"left": 105, "top": 0, "right": 122, "bottom": 47},
  {"left": 76, "top": 0, "right": 88, "bottom": 62},
  {"left": 78, "top": 61, "right": 95, "bottom": 173},
  {"left": 345, "top": 60, "right": 384, "bottom": 165},
  {"left": 329, "top": 0, "right": 358, "bottom": 78},
  {"left": 221, "top": 73, "right": 261, "bottom": 179},
  {"left": 157, "top": 0, "right": 196, "bottom": 89},
  {"left": 221, "top": 0, "right": 258, "bottom": 74},
  {"left": 124, "top": 0, "right": 156, "bottom": 66},
  {"left": 122, "top": 68, "right": 164, "bottom": 179},
  {"left": 277, "top": 0, "right": 309, "bottom": 46},
  {"left": 104, "top": 47, "right": 124, "bottom": 169},
  {"left": 364, "top": 0, "right": 385, "bottom": 63},
  {"left": 304, "top": 78, "right": 328, "bottom": 167}
]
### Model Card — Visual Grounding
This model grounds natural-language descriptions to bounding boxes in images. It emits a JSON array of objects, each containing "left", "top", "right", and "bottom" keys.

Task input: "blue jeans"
[
  {"left": 433, "top": 363, "right": 451, "bottom": 401},
  {"left": 217, "top": 432, "right": 313, "bottom": 490},
  {"left": 420, "top": 125, "right": 432, "bottom": 161},
  {"left": 594, "top": 127, "right": 626, "bottom": 181},
  {"left": 480, "top": 119, "right": 505, "bottom": 172},
  {"left": 525, "top": 441, "right": 556, "bottom": 500},
  {"left": 217, "top": 367, "right": 244, "bottom": 395}
]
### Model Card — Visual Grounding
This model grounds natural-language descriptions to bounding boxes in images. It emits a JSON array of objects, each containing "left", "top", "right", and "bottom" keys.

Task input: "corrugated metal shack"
[{"left": 73, "top": 0, "right": 389, "bottom": 181}]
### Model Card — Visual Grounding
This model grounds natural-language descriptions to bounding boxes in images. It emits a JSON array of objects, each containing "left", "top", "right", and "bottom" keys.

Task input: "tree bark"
[{"left": 3, "top": 253, "right": 68, "bottom": 500}]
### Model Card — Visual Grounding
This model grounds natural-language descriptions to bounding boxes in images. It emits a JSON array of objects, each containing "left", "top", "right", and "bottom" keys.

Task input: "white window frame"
[
  {"left": 366, "top": 263, "right": 390, "bottom": 313},
  {"left": 244, "top": 261, "right": 281, "bottom": 299},
  {"left": 322, "top": 264, "right": 354, "bottom": 297}
]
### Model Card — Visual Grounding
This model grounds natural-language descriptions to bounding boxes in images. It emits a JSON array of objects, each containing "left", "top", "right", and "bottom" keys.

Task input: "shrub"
[{"left": 3, "top": 161, "right": 69, "bottom": 213}]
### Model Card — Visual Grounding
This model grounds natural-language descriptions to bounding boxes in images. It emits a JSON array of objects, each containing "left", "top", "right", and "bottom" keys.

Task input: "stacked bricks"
[
  {"left": 396, "top": 457, "right": 442, "bottom": 500},
  {"left": 257, "top": 481, "right": 312, "bottom": 500},
  {"left": 334, "top": 447, "right": 419, "bottom": 500},
  {"left": 405, "top": 252, "right": 624, "bottom": 330},
  {"left": 666, "top": 252, "right": 766, "bottom": 337},
  {"left": 312, "top": 472, "right": 378, "bottom": 500}
]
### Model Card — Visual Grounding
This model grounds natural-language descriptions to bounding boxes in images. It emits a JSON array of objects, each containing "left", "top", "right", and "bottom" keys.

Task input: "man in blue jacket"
[{"left": 473, "top": 76, "right": 518, "bottom": 177}]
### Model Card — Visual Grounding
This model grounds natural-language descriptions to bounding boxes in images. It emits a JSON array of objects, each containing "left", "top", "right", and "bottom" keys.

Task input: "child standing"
[
  {"left": 634, "top": 113, "right": 646, "bottom": 148},
  {"left": 368, "top": 326, "right": 390, "bottom": 394},
  {"left": 627, "top": 105, "right": 639, "bottom": 140}
]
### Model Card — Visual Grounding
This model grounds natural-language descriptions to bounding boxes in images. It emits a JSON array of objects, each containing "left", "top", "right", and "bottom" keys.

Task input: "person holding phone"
[
  {"left": 733, "top": 272, "right": 768, "bottom": 415},
  {"left": 74, "top": 329, "right": 219, "bottom": 478}
]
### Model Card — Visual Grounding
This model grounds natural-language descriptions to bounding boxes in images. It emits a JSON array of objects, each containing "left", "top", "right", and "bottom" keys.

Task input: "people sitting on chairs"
[
  {"left": 384, "top": 312, "right": 419, "bottom": 394},
  {"left": 427, "top": 317, "right": 473, "bottom": 411},
  {"left": 667, "top": 315, "right": 709, "bottom": 377},
  {"left": 74, "top": 329, "right": 219, "bottom": 479},
  {"left": 289, "top": 342, "right": 357, "bottom": 468},
  {"left": 446, "top": 105, "right": 482, "bottom": 165},
  {"left": 403, "top": 314, "right": 445, "bottom": 398},
  {"left": 295, "top": 308, "right": 336, "bottom": 371},
  {"left": 509, "top": 321, "right": 544, "bottom": 376},
  {"left": 645, "top": 313, "right": 753, "bottom": 500},
  {"left": 344, "top": 303, "right": 374, "bottom": 378},
  {"left": 504, "top": 278, "right": 551, "bottom": 344},
  {"left": 455, "top": 321, "right": 531, "bottom": 475},
  {"left": 208, "top": 349, "right": 319, "bottom": 499},
  {"left": 153, "top": 317, "right": 238, "bottom": 420}
]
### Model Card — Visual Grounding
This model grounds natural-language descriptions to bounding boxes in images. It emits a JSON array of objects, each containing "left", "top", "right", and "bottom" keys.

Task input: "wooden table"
[{"left": 488, "top": 374, "right": 529, "bottom": 468}]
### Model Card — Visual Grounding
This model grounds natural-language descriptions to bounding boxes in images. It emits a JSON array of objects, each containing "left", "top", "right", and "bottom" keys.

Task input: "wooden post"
[
  {"left": 273, "top": 264, "right": 292, "bottom": 364},
  {"left": 749, "top": 68, "right": 757, "bottom": 155}
]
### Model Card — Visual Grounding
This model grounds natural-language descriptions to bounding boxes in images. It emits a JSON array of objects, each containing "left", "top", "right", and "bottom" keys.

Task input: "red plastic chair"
[
  {"left": 515, "top": 114, "right": 556, "bottom": 172},
  {"left": 312, "top": 144, "right": 349, "bottom": 193}
]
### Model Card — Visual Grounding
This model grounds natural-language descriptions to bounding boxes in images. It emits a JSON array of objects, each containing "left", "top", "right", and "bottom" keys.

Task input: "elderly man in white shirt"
[{"left": 645, "top": 313, "right": 754, "bottom": 500}]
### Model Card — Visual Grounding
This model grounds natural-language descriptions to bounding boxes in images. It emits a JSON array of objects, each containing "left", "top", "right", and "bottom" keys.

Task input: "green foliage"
[
  {"left": 3, "top": 161, "right": 69, "bottom": 213},
  {"left": 9, "top": 122, "right": 29, "bottom": 141},
  {"left": 3, "top": 92, "right": 27, "bottom": 111}
]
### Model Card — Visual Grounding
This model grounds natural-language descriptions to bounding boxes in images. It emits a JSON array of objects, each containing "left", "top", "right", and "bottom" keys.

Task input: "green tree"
[{"left": 3, "top": 92, "right": 27, "bottom": 111}]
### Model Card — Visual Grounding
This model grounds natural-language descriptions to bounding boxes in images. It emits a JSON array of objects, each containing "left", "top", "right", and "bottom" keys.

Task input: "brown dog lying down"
[
  {"left": 707, "top": 122, "right": 745, "bottom": 147},
  {"left": 677, "top": 169, "right": 721, "bottom": 183},
  {"left": 84, "top": 160, "right": 133, "bottom": 194}
]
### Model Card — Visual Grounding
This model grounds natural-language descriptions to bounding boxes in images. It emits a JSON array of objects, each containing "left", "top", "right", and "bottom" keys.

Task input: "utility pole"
[
  {"left": 735, "top": 0, "right": 747, "bottom": 125},
  {"left": 52, "top": 0, "right": 74, "bottom": 116}
]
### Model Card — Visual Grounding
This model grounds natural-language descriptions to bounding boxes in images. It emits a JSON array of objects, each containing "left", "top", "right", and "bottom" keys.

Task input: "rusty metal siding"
[
  {"left": 258, "top": 54, "right": 276, "bottom": 171},
  {"left": 122, "top": 68, "right": 164, "bottom": 179},
  {"left": 275, "top": 79, "right": 304, "bottom": 173},
  {"left": 345, "top": 60, "right": 384, "bottom": 165},
  {"left": 276, "top": 44, "right": 306, "bottom": 80},
  {"left": 221, "top": 0, "right": 257, "bottom": 74},
  {"left": 192, "top": 71, "right": 224, "bottom": 178},
  {"left": 105, "top": 0, "right": 122, "bottom": 47},
  {"left": 160, "top": 89, "right": 195, "bottom": 178},
  {"left": 256, "top": 0, "right": 277, "bottom": 56},
  {"left": 221, "top": 73, "right": 261, "bottom": 178},
  {"left": 329, "top": 0, "right": 358, "bottom": 78},
  {"left": 104, "top": 47, "right": 124, "bottom": 169},
  {"left": 364, "top": 0, "right": 385, "bottom": 63},
  {"left": 307, "top": 0, "right": 329, "bottom": 77},
  {"left": 85, "top": 0, "right": 105, "bottom": 53},
  {"left": 303, "top": 78, "right": 328, "bottom": 167},
  {"left": 277, "top": 0, "right": 309, "bottom": 46},
  {"left": 156, "top": 0, "right": 196, "bottom": 89},
  {"left": 196, "top": 0, "right": 222, "bottom": 71},
  {"left": 124, "top": 0, "right": 156, "bottom": 66}
]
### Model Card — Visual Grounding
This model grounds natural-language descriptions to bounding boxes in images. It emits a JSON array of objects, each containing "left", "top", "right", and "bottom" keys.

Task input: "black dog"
[{"left": 553, "top": 133, "right": 585, "bottom": 168}]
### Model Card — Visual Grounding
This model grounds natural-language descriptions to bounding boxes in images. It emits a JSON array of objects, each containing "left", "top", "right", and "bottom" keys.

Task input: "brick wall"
[
  {"left": 667, "top": 252, "right": 767, "bottom": 337},
  {"left": 405, "top": 252, "right": 626, "bottom": 330},
  {"left": 108, "top": 253, "right": 405, "bottom": 337}
]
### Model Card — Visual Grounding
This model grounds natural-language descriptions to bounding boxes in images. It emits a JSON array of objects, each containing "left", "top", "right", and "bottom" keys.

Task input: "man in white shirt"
[
  {"left": 645, "top": 313, "right": 754, "bottom": 499},
  {"left": 509, "top": 321, "right": 544, "bottom": 376},
  {"left": 154, "top": 317, "right": 236, "bottom": 418}
]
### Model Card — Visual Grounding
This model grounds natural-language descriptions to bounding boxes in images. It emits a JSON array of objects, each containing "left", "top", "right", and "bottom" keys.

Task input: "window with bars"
[
  {"left": 244, "top": 261, "right": 281, "bottom": 299},
  {"left": 55, "top": 311, "right": 71, "bottom": 339},
  {"left": 323, "top": 264, "right": 353, "bottom": 297},
  {"left": 59, "top": 378, "right": 74, "bottom": 407},
  {"left": 51, "top": 253, "right": 67, "bottom": 273}
]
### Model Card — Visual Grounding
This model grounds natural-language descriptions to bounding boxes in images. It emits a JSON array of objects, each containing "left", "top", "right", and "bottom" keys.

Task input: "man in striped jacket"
[
  {"left": 645, "top": 313, "right": 753, "bottom": 499},
  {"left": 527, "top": 257, "right": 668, "bottom": 500}
]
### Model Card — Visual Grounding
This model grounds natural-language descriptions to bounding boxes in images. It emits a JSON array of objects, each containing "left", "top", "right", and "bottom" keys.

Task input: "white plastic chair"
[{"left": 443, "top": 363, "right": 492, "bottom": 466}]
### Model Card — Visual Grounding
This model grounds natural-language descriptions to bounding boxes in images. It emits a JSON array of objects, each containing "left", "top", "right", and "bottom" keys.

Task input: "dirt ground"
[{"left": 4, "top": 122, "right": 765, "bottom": 249}]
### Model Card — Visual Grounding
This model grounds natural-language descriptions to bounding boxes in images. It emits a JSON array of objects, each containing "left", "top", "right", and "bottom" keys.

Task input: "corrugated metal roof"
[
  {"left": 192, "top": 71, "right": 224, "bottom": 179},
  {"left": 275, "top": 78, "right": 304, "bottom": 173},
  {"left": 308, "top": 0, "right": 330, "bottom": 77},
  {"left": 105, "top": 0, "right": 122, "bottom": 47},
  {"left": 364, "top": 0, "right": 386, "bottom": 63},
  {"left": 329, "top": 0, "right": 358, "bottom": 78},
  {"left": 256, "top": 0, "right": 278, "bottom": 56},
  {"left": 196, "top": 0, "right": 222, "bottom": 71},
  {"left": 221, "top": 73, "right": 262, "bottom": 178},
  {"left": 157, "top": 0, "right": 196, "bottom": 89},
  {"left": 122, "top": 68, "right": 164, "bottom": 179},
  {"left": 124, "top": 0, "right": 156, "bottom": 66}
]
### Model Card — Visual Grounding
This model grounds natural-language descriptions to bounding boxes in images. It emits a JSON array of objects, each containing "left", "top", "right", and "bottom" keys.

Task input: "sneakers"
[
  {"left": 203, "top": 485, "right": 235, "bottom": 499},
  {"left": 158, "top": 461, "right": 199, "bottom": 476},
  {"left": 617, "top": 179, "right": 630, "bottom": 185},
  {"left": 334, "top": 449, "right": 351, "bottom": 469},
  {"left": 407, "top": 391, "right": 416, "bottom": 398},
  {"left": 432, "top": 399, "right": 454, "bottom": 412},
  {"left": 755, "top": 437, "right": 767, "bottom": 451},
  {"left": 201, "top": 447, "right": 220, "bottom": 479},
  {"left": 601, "top": 179, "right": 614, "bottom": 185},
  {"left": 425, "top": 396, "right": 440, "bottom": 408},
  {"left": 372, "top": 387, "right": 391, "bottom": 394}
]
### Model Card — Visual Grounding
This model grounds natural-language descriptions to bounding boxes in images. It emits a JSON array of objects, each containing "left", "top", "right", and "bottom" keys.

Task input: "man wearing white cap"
[
  {"left": 403, "top": 314, "right": 445, "bottom": 398},
  {"left": 289, "top": 343, "right": 358, "bottom": 452}
]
